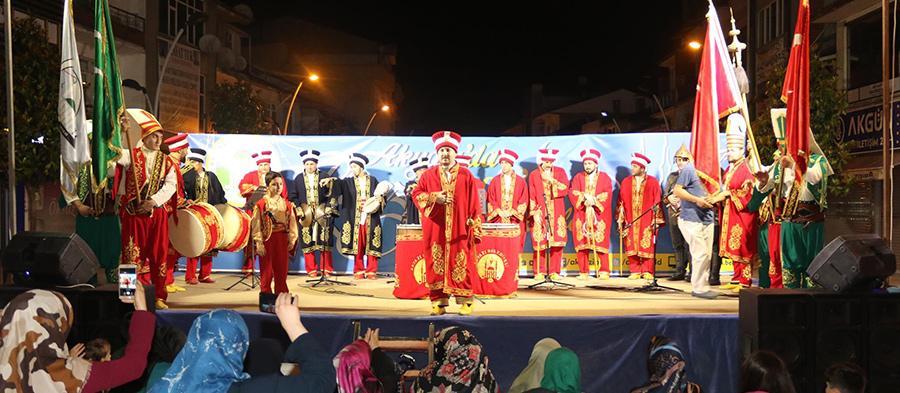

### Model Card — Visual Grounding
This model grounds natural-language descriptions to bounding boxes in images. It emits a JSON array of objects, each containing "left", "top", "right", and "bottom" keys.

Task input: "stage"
[{"left": 157, "top": 273, "right": 741, "bottom": 392}]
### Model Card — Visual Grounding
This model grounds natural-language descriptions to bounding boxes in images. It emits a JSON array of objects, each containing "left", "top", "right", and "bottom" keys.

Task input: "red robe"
[
  {"left": 411, "top": 164, "right": 483, "bottom": 298},
  {"left": 720, "top": 159, "right": 759, "bottom": 270},
  {"left": 569, "top": 171, "right": 613, "bottom": 253},
  {"left": 617, "top": 175, "right": 665, "bottom": 258},
  {"left": 486, "top": 172, "right": 528, "bottom": 246},
  {"left": 239, "top": 170, "right": 287, "bottom": 202},
  {"left": 528, "top": 167, "right": 569, "bottom": 251}
]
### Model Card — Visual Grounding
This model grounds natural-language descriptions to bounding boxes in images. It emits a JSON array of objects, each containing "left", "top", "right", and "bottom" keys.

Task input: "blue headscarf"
[{"left": 149, "top": 310, "right": 251, "bottom": 393}]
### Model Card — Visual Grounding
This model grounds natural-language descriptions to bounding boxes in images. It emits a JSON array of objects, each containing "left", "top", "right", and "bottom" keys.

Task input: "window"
[
  {"left": 757, "top": 0, "right": 787, "bottom": 46},
  {"left": 847, "top": 9, "right": 893, "bottom": 90},
  {"left": 158, "top": 0, "right": 204, "bottom": 46}
]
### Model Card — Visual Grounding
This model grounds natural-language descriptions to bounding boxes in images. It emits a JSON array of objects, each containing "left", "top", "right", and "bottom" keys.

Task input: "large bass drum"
[
  {"left": 168, "top": 202, "right": 224, "bottom": 258},
  {"left": 215, "top": 203, "right": 251, "bottom": 252}
]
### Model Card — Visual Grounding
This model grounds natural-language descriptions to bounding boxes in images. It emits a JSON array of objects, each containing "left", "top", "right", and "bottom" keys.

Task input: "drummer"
[
  {"left": 288, "top": 149, "right": 339, "bottom": 277},
  {"left": 182, "top": 148, "right": 227, "bottom": 285},
  {"left": 163, "top": 132, "right": 190, "bottom": 294}
]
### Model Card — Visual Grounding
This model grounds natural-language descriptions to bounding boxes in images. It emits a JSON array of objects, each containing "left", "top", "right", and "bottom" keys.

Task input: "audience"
[
  {"left": 413, "top": 326, "right": 500, "bottom": 393},
  {"left": 824, "top": 362, "right": 866, "bottom": 393},
  {"left": 630, "top": 336, "right": 701, "bottom": 393},
  {"left": 81, "top": 338, "right": 113, "bottom": 362},
  {"left": 149, "top": 293, "right": 336, "bottom": 393},
  {"left": 0, "top": 285, "right": 155, "bottom": 393},
  {"left": 526, "top": 347, "right": 582, "bottom": 393},
  {"left": 740, "top": 351, "right": 796, "bottom": 393},
  {"left": 334, "top": 328, "right": 400, "bottom": 393},
  {"left": 245, "top": 338, "right": 287, "bottom": 377},
  {"left": 509, "top": 338, "right": 562, "bottom": 393},
  {"left": 135, "top": 325, "right": 188, "bottom": 392}
]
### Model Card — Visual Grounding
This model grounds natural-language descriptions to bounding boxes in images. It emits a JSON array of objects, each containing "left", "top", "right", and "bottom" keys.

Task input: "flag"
[
  {"left": 689, "top": 1, "right": 743, "bottom": 194},
  {"left": 59, "top": 0, "right": 89, "bottom": 201},
  {"left": 91, "top": 0, "right": 125, "bottom": 191},
  {"left": 781, "top": 0, "right": 810, "bottom": 176}
]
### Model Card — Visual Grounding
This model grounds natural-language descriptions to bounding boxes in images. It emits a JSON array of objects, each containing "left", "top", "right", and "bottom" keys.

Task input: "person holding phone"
[
  {"left": 250, "top": 172, "right": 299, "bottom": 294},
  {"left": 0, "top": 285, "right": 155, "bottom": 393},
  {"left": 150, "top": 293, "right": 336, "bottom": 393}
]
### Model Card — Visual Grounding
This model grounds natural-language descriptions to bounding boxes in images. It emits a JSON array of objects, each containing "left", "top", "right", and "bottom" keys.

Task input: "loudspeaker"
[
  {"left": 1, "top": 232, "right": 100, "bottom": 286},
  {"left": 807, "top": 234, "right": 896, "bottom": 292}
]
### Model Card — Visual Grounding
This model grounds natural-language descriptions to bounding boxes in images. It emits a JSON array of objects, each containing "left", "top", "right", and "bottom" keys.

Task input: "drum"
[
  {"left": 168, "top": 202, "right": 225, "bottom": 258},
  {"left": 394, "top": 224, "right": 427, "bottom": 299},
  {"left": 472, "top": 223, "right": 520, "bottom": 297},
  {"left": 215, "top": 203, "right": 252, "bottom": 252}
]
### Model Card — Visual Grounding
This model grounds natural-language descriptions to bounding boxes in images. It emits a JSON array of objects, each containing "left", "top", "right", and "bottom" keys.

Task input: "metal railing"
[{"left": 109, "top": 5, "right": 144, "bottom": 32}]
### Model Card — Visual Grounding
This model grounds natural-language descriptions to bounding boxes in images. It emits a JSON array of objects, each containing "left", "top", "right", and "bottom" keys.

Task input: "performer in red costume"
[
  {"left": 163, "top": 132, "right": 189, "bottom": 293},
  {"left": 486, "top": 149, "right": 528, "bottom": 248},
  {"left": 617, "top": 152, "right": 665, "bottom": 280},
  {"left": 115, "top": 109, "right": 179, "bottom": 309},
  {"left": 412, "top": 131, "right": 483, "bottom": 316},
  {"left": 569, "top": 148, "right": 613, "bottom": 280},
  {"left": 528, "top": 148, "right": 569, "bottom": 281},
  {"left": 238, "top": 151, "right": 284, "bottom": 274},
  {"left": 250, "top": 172, "right": 298, "bottom": 294}
]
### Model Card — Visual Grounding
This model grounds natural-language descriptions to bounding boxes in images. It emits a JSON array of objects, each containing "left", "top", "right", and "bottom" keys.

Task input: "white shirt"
[
  {"left": 116, "top": 147, "right": 178, "bottom": 207},
  {"left": 757, "top": 163, "right": 823, "bottom": 202}
]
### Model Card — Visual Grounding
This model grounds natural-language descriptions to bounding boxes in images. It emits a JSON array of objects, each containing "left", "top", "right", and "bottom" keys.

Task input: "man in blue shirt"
[{"left": 672, "top": 153, "right": 719, "bottom": 299}]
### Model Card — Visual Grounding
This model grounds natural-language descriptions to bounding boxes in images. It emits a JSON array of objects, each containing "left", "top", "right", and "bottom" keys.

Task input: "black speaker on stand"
[
  {"left": 807, "top": 234, "right": 896, "bottom": 292},
  {"left": 1, "top": 232, "right": 100, "bottom": 286}
]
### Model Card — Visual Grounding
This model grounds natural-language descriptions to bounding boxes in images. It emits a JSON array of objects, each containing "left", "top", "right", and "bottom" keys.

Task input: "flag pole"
[
  {"left": 882, "top": 0, "right": 893, "bottom": 243},
  {"left": 4, "top": 0, "right": 17, "bottom": 237},
  {"left": 728, "top": 8, "right": 762, "bottom": 173}
]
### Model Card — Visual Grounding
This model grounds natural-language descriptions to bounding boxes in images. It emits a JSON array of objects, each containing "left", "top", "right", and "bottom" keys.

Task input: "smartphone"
[
  {"left": 259, "top": 292, "right": 277, "bottom": 314},
  {"left": 118, "top": 264, "right": 137, "bottom": 302}
]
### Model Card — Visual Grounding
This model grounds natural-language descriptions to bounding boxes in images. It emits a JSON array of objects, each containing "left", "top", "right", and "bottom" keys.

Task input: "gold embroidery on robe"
[
  {"left": 372, "top": 226, "right": 382, "bottom": 248},
  {"left": 742, "top": 266, "right": 752, "bottom": 279},
  {"left": 596, "top": 223, "right": 605, "bottom": 243},
  {"left": 342, "top": 221, "right": 352, "bottom": 244},
  {"left": 452, "top": 251, "right": 467, "bottom": 283},
  {"left": 302, "top": 227, "right": 312, "bottom": 244},
  {"left": 768, "top": 261, "right": 776, "bottom": 275},
  {"left": 729, "top": 226, "right": 743, "bottom": 251},
  {"left": 640, "top": 226, "right": 652, "bottom": 249},
  {"left": 575, "top": 219, "right": 584, "bottom": 242},
  {"left": 431, "top": 244, "right": 444, "bottom": 275},
  {"left": 556, "top": 216, "right": 566, "bottom": 238}
]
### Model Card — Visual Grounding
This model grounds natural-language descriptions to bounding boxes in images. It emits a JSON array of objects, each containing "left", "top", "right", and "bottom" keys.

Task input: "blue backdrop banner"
[{"left": 185, "top": 132, "right": 731, "bottom": 275}]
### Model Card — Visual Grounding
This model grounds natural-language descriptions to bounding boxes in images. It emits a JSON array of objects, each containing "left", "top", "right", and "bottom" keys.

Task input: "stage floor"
[{"left": 164, "top": 273, "right": 739, "bottom": 316}]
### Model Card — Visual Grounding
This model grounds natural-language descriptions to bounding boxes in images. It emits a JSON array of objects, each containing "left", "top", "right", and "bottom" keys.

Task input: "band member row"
[{"left": 412, "top": 131, "right": 483, "bottom": 316}]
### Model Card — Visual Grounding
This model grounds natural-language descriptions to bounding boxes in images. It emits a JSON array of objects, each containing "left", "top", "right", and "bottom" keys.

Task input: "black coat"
[
  {"left": 401, "top": 180, "right": 420, "bottom": 225},
  {"left": 336, "top": 174, "right": 383, "bottom": 257},
  {"left": 182, "top": 168, "right": 227, "bottom": 205},
  {"left": 228, "top": 334, "right": 336, "bottom": 393},
  {"left": 288, "top": 171, "right": 338, "bottom": 253}
]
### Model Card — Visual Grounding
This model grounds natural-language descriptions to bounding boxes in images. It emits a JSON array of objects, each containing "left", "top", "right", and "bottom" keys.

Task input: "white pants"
[{"left": 678, "top": 218, "right": 714, "bottom": 294}]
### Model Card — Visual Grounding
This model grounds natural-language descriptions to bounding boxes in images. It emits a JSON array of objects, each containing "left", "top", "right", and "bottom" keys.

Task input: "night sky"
[{"left": 240, "top": 2, "right": 695, "bottom": 134}]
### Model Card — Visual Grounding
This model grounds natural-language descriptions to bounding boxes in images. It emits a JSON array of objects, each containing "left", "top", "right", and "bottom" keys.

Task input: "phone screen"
[
  {"left": 259, "top": 292, "right": 277, "bottom": 314},
  {"left": 119, "top": 265, "right": 137, "bottom": 298}
]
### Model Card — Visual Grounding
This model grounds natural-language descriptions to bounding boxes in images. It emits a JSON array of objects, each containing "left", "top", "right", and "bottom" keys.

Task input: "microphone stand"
[
  {"left": 624, "top": 199, "right": 682, "bottom": 293},
  {"left": 306, "top": 209, "right": 351, "bottom": 287},
  {"left": 529, "top": 170, "right": 573, "bottom": 290}
]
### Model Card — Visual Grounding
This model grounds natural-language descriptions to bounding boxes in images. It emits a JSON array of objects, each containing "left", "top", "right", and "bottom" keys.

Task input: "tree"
[
  {"left": 210, "top": 81, "right": 268, "bottom": 134},
  {"left": 0, "top": 18, "right": 61, "bottom": 186},
  {"left": 751, "top": 47, "right": 851, "bottom": 197}
]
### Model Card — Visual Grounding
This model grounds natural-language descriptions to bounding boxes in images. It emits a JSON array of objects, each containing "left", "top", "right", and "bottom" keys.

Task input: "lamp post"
[
  {"left": 123, "top": 79, "right": 154, "bottom": 113},
  {"left": 283, "top": 73, "right": 319, "bottom": 135},
  {"left": 600, "top": 112, "right": 621, "bottom": 132},
  {"left": 154, "top": 12, "right": 207, "bottom": 117},
  {"left": 363, "top": 105, "right": 390, "bottom": 136}
]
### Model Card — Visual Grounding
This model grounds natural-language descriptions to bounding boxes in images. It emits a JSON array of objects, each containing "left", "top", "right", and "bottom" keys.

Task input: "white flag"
[{"left": 59, "top": 0, "right": 89, "bottom": 203}]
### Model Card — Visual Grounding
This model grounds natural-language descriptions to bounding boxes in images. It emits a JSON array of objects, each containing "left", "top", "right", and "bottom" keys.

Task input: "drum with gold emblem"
[
  {"left": 471, "top": 223, "right": 520, "bottom": 297},
  {"left": 215, "top": 203, "right": 252, "bottom": 252},
  {"left": 393, "top": 224, "right": 428, "bottom": 299},
  {"left": 168, "top": 202, "right": 225, "bottom": 258}
]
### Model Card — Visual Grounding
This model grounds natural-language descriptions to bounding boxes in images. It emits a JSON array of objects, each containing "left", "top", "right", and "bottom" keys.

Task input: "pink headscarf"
[{"left": 333, "top": 340, "right": 382, "bottom": 393}]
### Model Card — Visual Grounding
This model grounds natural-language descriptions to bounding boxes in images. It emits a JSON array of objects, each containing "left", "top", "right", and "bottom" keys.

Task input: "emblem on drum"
[
  {"left": 412, "top": 255, "right": 426, "bottom": 285},
  {"left": 476, "top": 250, "right": 507, "bottom": 283}
]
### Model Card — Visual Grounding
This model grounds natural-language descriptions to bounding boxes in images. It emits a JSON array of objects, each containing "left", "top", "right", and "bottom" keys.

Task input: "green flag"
[{"left": 91, "top": 0, "right": 125, "bottom": 191}]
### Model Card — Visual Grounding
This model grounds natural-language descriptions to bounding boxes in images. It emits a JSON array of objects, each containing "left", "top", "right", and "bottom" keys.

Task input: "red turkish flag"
[
  {"left": 781, "top": 0, "right": 811, "bottom": 176},
  {"left": 690, "top": 2, "right": 743, "bottom": 194}
]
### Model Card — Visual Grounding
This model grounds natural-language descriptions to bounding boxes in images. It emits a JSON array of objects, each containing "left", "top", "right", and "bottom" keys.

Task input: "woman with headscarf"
[
  {"left": 150, "top": 293, "right": 335, "bottom": 393},
  {"left": 0, "top": 285, "right": 155, "bottom": 393},
  {"left": 509, "top": 338, "right": 562, "bottom": 393},
  {"left": 525, "top": 347, "right": 582, "bottom": 393},
  {"left": 413, "top": 326, "right": 499, "bottom": 393},
  {"left": 630, "top": 336, "right": 702, "bottom": 393},
  {"left": 334, "top": 328, "right": 399, "bottom": 393}
]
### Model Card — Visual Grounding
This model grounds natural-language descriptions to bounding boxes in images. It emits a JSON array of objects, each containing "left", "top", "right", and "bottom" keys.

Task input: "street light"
[
  {"left": 283, "top": 73, "right": 320, "bottom": 135},
  {"left": 600, "top": 111, "right": 622, "bottom": 132},
  {"left": 122, "top": 79, "right": 154, "bottom": 113},
  {"left": 155, "top": 12, "right": 208, "bottom": 117},
  {"left": 363, "top": 105, "right": 390, "bottom": 136},
  {"left": 688, "top": 41, "right": 702, "bottom": 50}
]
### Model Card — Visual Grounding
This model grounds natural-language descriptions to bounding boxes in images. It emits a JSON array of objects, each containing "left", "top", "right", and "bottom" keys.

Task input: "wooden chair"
[{"left": 351, "top": 321, "right": 435, "bottom": 385}]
